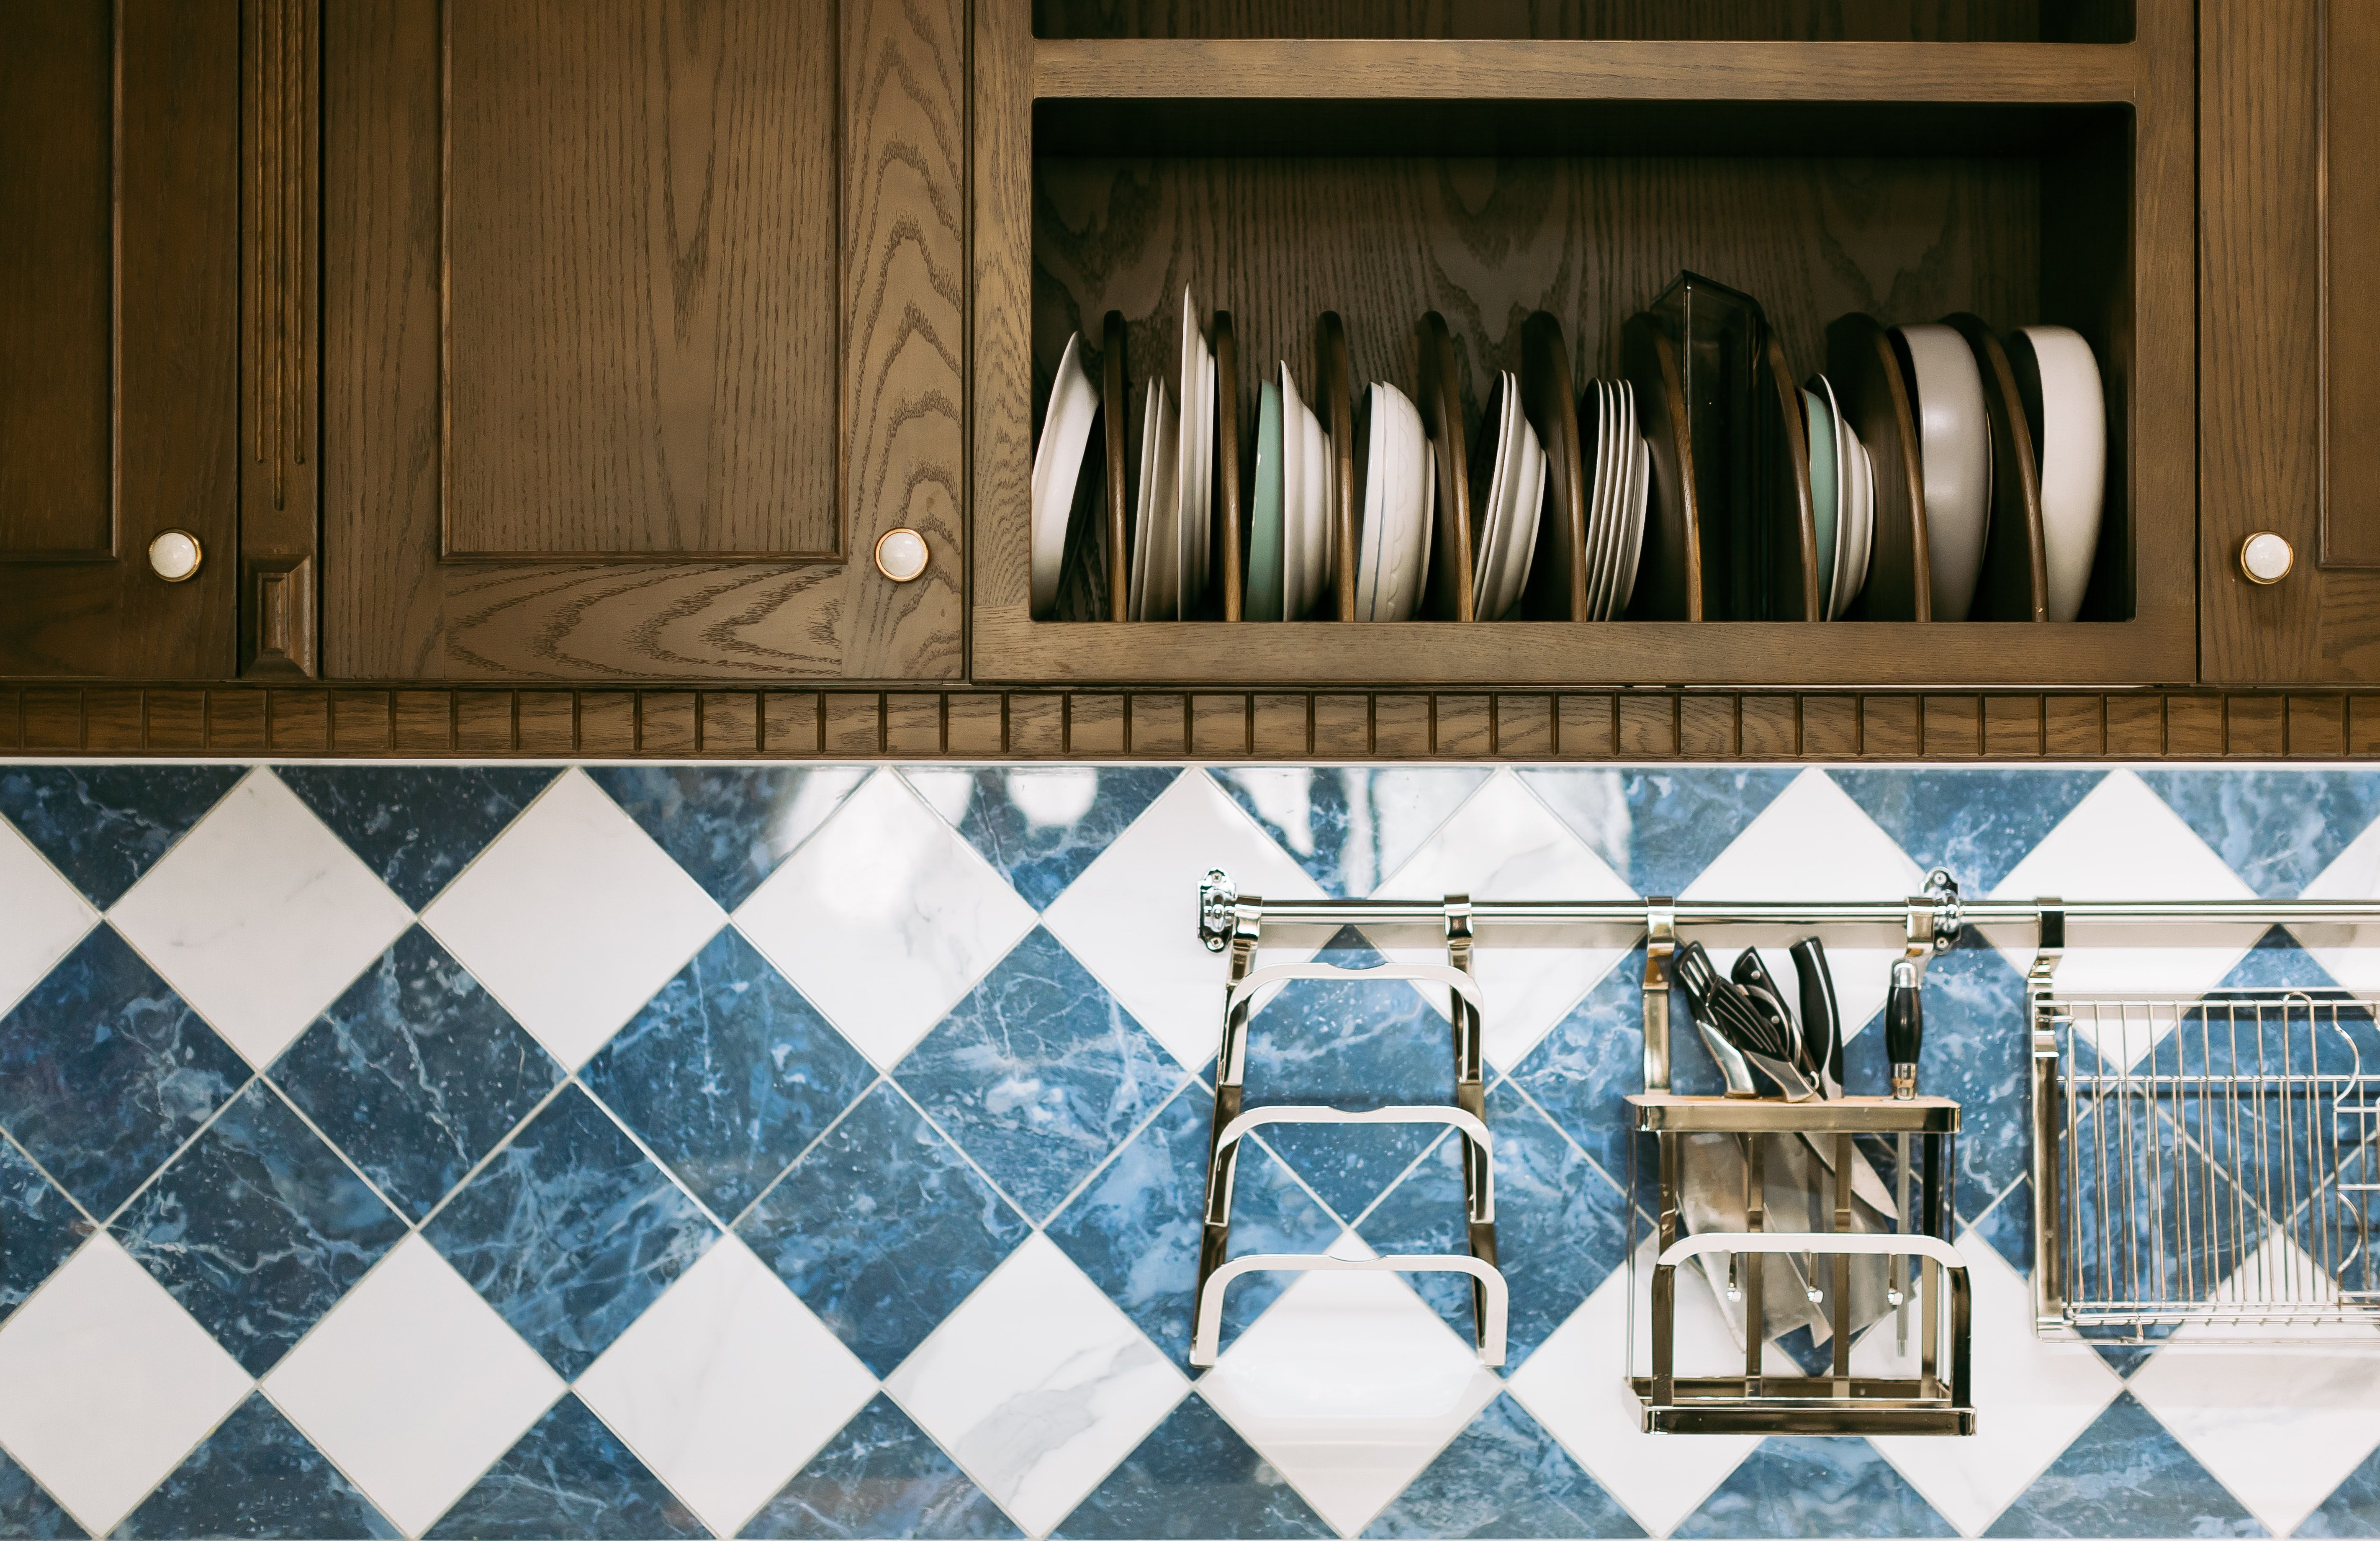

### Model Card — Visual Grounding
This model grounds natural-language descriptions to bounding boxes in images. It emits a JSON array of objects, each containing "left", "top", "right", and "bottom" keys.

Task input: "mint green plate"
[
  {"left": 1804, "top": 384, "right": 1838, "bottom": 619},
  {"left": 1248, "top": 379, "right": 1286, "bottom": 620}
]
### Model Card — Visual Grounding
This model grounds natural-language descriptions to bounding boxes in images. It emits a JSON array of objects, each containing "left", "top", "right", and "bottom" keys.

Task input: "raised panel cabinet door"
[
  {"left": 2203, "top": 0, "right": 2380, "bottom": 681},
  {"left": 0, "top": 1, "right": 239, "bottom": 677},
  {"left": 324, "top": 0, "right": 963, "bottom": 681}
]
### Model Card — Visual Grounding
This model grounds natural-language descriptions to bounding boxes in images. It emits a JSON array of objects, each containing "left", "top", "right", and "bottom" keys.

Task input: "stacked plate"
[
  {"left": 2008, "top": 325, "right": 2106, "bottom": 623},
  {"left": 1579, "top": 379, "right": 1651, "bottom": 621},
  {"left": 1467, "top": 372, "right": 1545, "bottom": 621},
  {"left": 1804, "top": 374, "right": 1874, "bottom": 620},
  {"left": 1256, "top": 363, "right": 1336, "bottom": 621},
  {"left": 1353, "top": 383, "right": 1434, "bottom": 622},
  {"left": 1029, "top": 332, "right": 1100, "bottom": 620},
  {"left": 1130, "top": 291, "right": 1216, "bottom": 621}
]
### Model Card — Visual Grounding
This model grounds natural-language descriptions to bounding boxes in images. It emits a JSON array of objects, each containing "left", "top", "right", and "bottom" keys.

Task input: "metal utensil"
[{"left": 1676, "top": 941, "right": 1818, "bottom": 1102}]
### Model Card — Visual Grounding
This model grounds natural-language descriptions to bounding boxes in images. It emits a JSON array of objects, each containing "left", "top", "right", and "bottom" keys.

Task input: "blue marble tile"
[
  {"left": 897, "top": 927, "right": 1183, "bottom": 1221},
  {"left": 1674, "top": 1437, "right": 1956, "bottom": 1539},
  {"left": 0, "top": 1444, "right": 82, "bottom": 1540},
  {"left": 2136, "top": 769, "right": 2380, "bottom": 898},
  {"left": 112, "top": 1081, "right": 405, "bottom": 1376},
  {"left": 115, "top": 1392, "right": 398, "bottom": 1539},
  {"left": 1215, "top": 769, "right": 1489, "bottom": 895},
  {"left": 1969, "top": 1175, "right": 2034, "bottom": 1277},
  {"left": 0, "top": 1135, "right": 85, "bottom": 1328},
  {"left": 586, "top": 767, "right": 865, "bottom": 910},
  {"left": 1829, "top": 769, "right": 2107, "bottom": 895},
  {"left": 424, "top": 1394, "right": 707, "bottom": 1541},
  {"left": 2298, "top": 1441, "right": 2380, "bottom": 1537},
  {"left": 912, "top": 768, "right": 1180, "bottom": 910},
  {"left": 0, "top": 765, "right": 245, "bottom": 909},
  {"left": 1237, "top": 930, "right": 1460, "bottom": 1223},
  {"left": 738, "top": 1082, "right": 1028, "bottom": 1377},
  {"left": 1358, "top": 1081, "right": 1629, "bottom": 1368},
  {"left": 1896, "top": 932, "right": 2032, "bottom": 1228},
  {"left": 1051, "top": 1393, "right": 1330, "bottom": 1540},
  {"left": 1518, "top": 768, "right": 1799, "bottom": 896},
  {"left": 1983, "top": 1392, "right": 2264, "bottom": 1537},
  {"left": 1044, "top": 1081, "right": 1339, "bottom": 1368},
  {"left": 745, "top": 1394, "right": 1020, "bottom": 1540},
  {"left": 583, "top": 926, "right": 873, "bottom": 1220},
  {"left": 271, "top": 925, "right": 561, "bottom": 1223},
  {"left": 276, "top": 766, "right": 558, "bottom": 911},
  {"left": 0, "top": 926, "right": 247, "bottom": 1217},
  {"left": 1362, "top": 1393, "right": 1642, "bottom": 1539},
  {"left": 423, "top": 1085, "right": 719, "bottom": 1379}
]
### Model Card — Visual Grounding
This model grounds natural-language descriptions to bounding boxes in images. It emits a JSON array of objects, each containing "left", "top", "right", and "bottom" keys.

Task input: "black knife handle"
[
  {"left": 1886, "top": 957, "right": 1922, "bottom": 1099},
  {"left": 1789, "top": 936, "right": 1842, "bottom": 1091}
]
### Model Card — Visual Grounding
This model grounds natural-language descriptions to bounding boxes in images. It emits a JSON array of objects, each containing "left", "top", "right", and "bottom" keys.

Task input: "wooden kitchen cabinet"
[
  {"left": 0, "top": 2, "right": 239, "bottom": 678},
  {"left": 321, "top": 0, "right": 965, "bottom": 683},
  {"left": 2200, "top": 0, "right": 2380, "bottom": 683}
]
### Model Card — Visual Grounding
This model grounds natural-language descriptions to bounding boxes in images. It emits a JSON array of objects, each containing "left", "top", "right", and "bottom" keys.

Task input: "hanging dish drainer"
[{"left": 1193, "top": 871, "right": 2380, "bottom": 1435}]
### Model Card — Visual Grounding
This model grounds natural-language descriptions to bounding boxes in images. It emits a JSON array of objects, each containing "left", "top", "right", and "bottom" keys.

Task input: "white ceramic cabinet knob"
[
  {"left": 147, "top": 529, "right": 202, "bottom": 583},
  {"left": 874, "top": 527, "right": 929, "bottom": 583},
  {"left": 2240, "top": 531, "right": 2294, "bottom": 586}
]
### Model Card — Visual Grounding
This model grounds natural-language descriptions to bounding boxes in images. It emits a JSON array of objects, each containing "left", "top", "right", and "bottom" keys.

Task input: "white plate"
[
  {"left": 1817, "top": 374, "right": 1852, "bottom": 619},
  {"left": 1580, "top": 383, "right": 1616, "bottom": 622},
  {"left": 1895, "top": 322, "right": 1992, "bottom": 621},
  {"left": 1031, "top": 331, "right": 1099, "bottom": 619},
  {"left": 1471, "top": 374, "right": 1517, "bottom": 618},
  {"left": 1127, "top": 379, "right": 1175, "bottom": 622},
  {"left": 1838, "top": 415, "right": 1874, "bottom": 616},
  {"left": 1175, "top": 295, "right": 1214, "bottom": 619},
  {"left": 1613, "top": 417, "right": 1650, "bottom": 619},
  {"left": 1498, "top": 410, "right": 1548, "bottom": 621},
  {"left": 1604, "top": 380, "right": 1637, "bottom": 619},
  {"left": 1802, "top": 382, "right": 1837, "bottom": 622},
  {"left": 1280, "top": 365, "right": 1310, "bottom": 622},
  {"left": 2012, "top": 324, "right": 2106, "bottom": 623},
  {"left": 1357, "top": 383, "right": 1433, "bottom": 621}
]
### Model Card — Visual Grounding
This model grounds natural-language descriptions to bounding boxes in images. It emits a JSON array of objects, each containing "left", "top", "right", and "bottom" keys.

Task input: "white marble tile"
[
  {"left": 577, "top": 1235, "right": 878, "bottom": 1538},
  {"left": 1507, "top": 1233, "right": 1761, "bottom": 1537},
  {"left": 2127, "top": 1231, "right": 2380, "bottom": 1537},
  {"left": 735, "top": 770, "right": 1038, "bottom": 1071},
  {"left": 2294, "top": 813, "right": 2380, "bottom": 990},
  {"left": 1370, "top": 769, "right": 1640, "bottom": 1069},
  {"left": 263, "top": 1233, "right": 564, "bottom": 1537},
  {"left": 421, "top": 768, "right": 725, "bottom": 1070},
  {"left": 1042, "top": 770, "right": 1325, "bottom": 1071},
  {"left": 107, "top": 769, "right": 412, "bottom": 1068},
  {"left": 885, "top": 1232, "right": 1185, "bottom": 1535},
  {"left": 0, "top": 815, "right": 96, "bottom": 1020},
  {"left": 901, "top": 768, "right": 982, "bottom": 829},
  {"left": 1864, "top": 1227, "right": 2124, "bottom": 1537},
  {"left": 0, "top": 1235, "right": 253, "bottom": 1537},
  {"left": 1197, "top": 1234, "right": 1503, "bottom": 1537},
  {"left": 1984, "top": 770, "right": 2262, "bottom": 1063},
  {"left": 1681, "top": 769, "right": 1928, "bottom": 1043}
]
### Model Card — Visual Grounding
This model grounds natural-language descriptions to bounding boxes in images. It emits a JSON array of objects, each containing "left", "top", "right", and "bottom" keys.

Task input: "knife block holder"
[{"left": 1625, "top": 1094, "right": 1973, "bottom": 1435}]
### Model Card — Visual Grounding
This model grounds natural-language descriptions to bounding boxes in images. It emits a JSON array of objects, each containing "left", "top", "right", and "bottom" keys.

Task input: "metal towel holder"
[{"left": 1193, "top": 871, "right": 2380, "bottom": 1430}]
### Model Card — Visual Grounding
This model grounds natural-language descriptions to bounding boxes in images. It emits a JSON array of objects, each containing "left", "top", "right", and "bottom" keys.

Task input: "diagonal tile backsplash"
[{"left": 3, "top": 760, "right": 2380, "bottom": 1538}]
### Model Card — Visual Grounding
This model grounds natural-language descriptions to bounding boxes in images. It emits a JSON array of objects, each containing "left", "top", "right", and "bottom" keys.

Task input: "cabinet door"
[
  {"left": 324, "top": 0, "right": 963, "bottom": 681},
  {"left": 0, "top": 2, "right": 238, "bottom": 677},
  {"left": 2203, "top": 0, "right": 2380, "bottom": 681}
]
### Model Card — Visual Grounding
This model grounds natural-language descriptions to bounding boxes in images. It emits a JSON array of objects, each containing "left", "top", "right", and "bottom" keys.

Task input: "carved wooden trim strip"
[
  {"left": 8, "top": 686, "right": 2380, "bottom": 761},
  {"left": 240, "top": 0, "right": 319, "bottom": 677}
]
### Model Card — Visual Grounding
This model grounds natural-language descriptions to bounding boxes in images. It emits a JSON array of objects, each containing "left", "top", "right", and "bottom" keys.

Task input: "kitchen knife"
[
  {"left": 1676, "top": 941, "right": 1817, "bottom": 1102},
  {"left": 1788, "top": 936, "right": 1843, "bottom": 1100}
]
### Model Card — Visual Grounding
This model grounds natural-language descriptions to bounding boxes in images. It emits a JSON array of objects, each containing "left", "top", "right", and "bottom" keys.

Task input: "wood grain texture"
[
  {"left": 0, "top": 1, "right": 113, "bottom": 557},
  {"left": 327, "top": 0, "right": 961, "bottom": 681},
  {"left": 1033, "top": 39, "right": 2136, "bottom": 102},
  {"left": 0, "top": 0, "right": 240, "bottom": 679},
  {"left": 243, "top": 0, "right": 321, "bottom": 676},
  {"left": 1032, "top": 1, "right": 2094, "bottom": 43},
  {"left": 2326, "top": 0, "right": 2380, "bottom": 568},
  {"left": 444, "top": 0, "right": 836, "bottom": 559}
]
